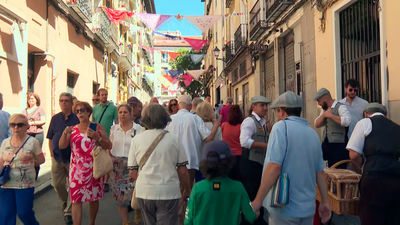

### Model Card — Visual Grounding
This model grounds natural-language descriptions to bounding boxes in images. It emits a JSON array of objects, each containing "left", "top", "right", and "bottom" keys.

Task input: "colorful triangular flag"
[
  {"left": 184, "top": 38, "right": 208, "bottom": 51},
  {"left": 137, "top": 13, "right": 171, "bottom": 30},
  {"left": 183, "top": 15, "right": 221, "bottom": 32}
]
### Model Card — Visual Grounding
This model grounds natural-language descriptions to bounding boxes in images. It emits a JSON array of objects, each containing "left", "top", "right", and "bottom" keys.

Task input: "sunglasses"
[
  {"left": 75, "top": 108, "right": 87, "bottom": 114},
  {"left": 349, "top": 88, "right": 358, "bottom": 93},
  {"left": 170, "top": 103, "right": 178, "bottom": 107},
  {"left": 9, "top": 123, "right": 26, "bottom": 128}
]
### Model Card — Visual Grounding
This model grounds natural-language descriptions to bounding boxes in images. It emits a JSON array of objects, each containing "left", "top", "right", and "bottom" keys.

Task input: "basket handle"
[{"left": 330, "top": 160, "right": 352, "bottom": 169}]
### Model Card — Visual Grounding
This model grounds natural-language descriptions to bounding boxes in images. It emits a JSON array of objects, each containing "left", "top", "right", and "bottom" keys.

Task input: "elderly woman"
[
  {"left": 23, "top": 93, "right": 46, "bottom": 146},
  {"left": 0, "top": 114, "right": 45, "bottom": 225},
  {"left": 128, "top": 104, "right": 190, "bottom": 225},
  {"left": 109, "top": 104, "right": 144, "bottom": 225},
  {"left": 196, "top": 102, "right": 222, "bottom": 157},
  {"left": 59, "top": 101, "right": 112, "bottom": 225},
  {"left": 167, "top": 99, "right": 179, "bottom": 115}
]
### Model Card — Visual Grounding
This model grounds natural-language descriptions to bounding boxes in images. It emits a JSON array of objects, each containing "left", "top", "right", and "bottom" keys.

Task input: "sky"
[{"left": 154, "top": 0, "right": 205, "bottom": 36}]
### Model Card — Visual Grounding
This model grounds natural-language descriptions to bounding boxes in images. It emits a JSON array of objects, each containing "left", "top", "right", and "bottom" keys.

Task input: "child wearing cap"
[{"left": 184, "top": 141, "right": 257, "bottom": 225}]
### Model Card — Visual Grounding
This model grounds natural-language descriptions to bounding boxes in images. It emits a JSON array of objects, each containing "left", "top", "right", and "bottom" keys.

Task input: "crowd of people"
[{"left": 0, "top": 78, "right": 399, "bottom": 225}]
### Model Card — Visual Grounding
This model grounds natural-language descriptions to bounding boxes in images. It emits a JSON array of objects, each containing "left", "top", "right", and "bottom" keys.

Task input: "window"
[
  {"left": 232, "top": 68, "right": 239, "bottom": 83},
  {"left": 92, "top": 82, "right": 100, "bottom": 95},
  {"left": 28, "top": 53, "right": 35, "bottom": 93},
  {"left": 235, "top": 88, "right": 239, "bottom": 104},
  {"left": 279, "top": 32, "right": 295, "bottom": 93},
  {"left": 67, "top": 71, "right": 78, "bottom": 94},
  {"left": 239, "top": 61, "right": 247, "bottom": 77}
]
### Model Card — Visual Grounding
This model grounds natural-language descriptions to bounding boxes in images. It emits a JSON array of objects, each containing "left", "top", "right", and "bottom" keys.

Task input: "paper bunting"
[
  {"left": 157, "top": 75, "right": 172, "bottom": 88},
  {"left": 183, "top": 38, "right": 208, "bottom": 51},
  {"left": 184, "top": 15, "right": 222, "bottom": 32},
  {"left": 168, "top": 70, "right": 183, "bottom": 78},
  {"left": 101, "top": 7, "right": 134, "bottom": 24},
  {"left": 182, "top": 74, "right": 193, "bottom": 86},
  {"left": 190, "top": 54, "right": 204, "bottom": 64},
  {"left": 168, "top": 52, "right": 180, "bottom": 60},
  {"left": 137, "top": 13, "right": 171, "bottom": 30},
  {"left": 187, "top": 70, "right": 203, "bottom": 80}
]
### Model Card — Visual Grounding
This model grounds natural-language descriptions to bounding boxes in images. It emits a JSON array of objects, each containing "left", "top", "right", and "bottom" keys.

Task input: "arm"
[
  {"left": 59, "top": 126, "right": 73, "bottom": 149},
  {"left": 33, "top": 139, "right": 45, "bottom": 166},
  {"left": 314, "top": 110, "right": 327, "bottom": 128},
  {"left": 241, "top": 185, "right": 257, "bottom": 223},
  {"left": 177, "top": 166, "right": 191, "bottom": 198},
  {"left": 204, "top": 119, "right": 220, "bottom": 143},
  {"left": 90, "top": 124, "right": 112, "bottom": 150},
  {"left": 317, "top": 171, "right": 332, "bottom": 223},
  {"left": 184, "top": 186, "right": 196, "bottom": 225},
  {"left": 128, "top": 138, "right": 138, "bottom": 181},
  {"left": 349, "top": 150, "right": 362, "bottom": 170},
  {"left": 35, "top": 153, "right": 45, "bottom": 166},
  {"left": 48, "top": 140, "right": 54, "bottom": 157},
  {"left": 251, "top": 163, "right": 281, "bottom": 210}
]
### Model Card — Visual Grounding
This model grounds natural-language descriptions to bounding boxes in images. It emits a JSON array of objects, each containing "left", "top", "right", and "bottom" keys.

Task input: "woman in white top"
[
  {"left": 128, "top": 104, "right": 190, "bottom": 225},
  {"left": 109, "top": 104, "right": 144, "bottom": 225}
]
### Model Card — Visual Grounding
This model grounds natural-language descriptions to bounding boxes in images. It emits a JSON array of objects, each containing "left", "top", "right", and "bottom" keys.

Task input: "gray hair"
[
  {"left": 141, "top": 103, "right": 171, "bottom": 129},
  {"left": 192, "top": 97, "right": 203, "bottom": 108},
  {"left": 59, "top": 92, "right": 73, "bottom": 102},
  {"left": 227, "top": 97, "right": 233, "bottom": 104}
]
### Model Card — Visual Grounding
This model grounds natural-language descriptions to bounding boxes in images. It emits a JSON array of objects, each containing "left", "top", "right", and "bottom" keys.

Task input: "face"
[
  {"left": 99, "top": 91, "right": 108, "bottom": 103},
  {"left": 59, "top": 96, "right": 73, "bottom": 112},
  {"left": 92, "top": 96, "right": 100, "bottom": 105},
  {"left": 118, "top": 106, "right": 131, "bottom": 121},
  {"left": 9, "top": 118, "right": 28, "bottom": 135},
  {"left": 131, "top": 103, "right": 143, "bottom": 118},
  {"left": 345, "top": 85, "right": 358, "bottom": 99},
  {"left": 252, "top": 102, "right": 268, "bottom": 117},
  {"left": 205, "top": 96, "right": 211, "bottom": 103},
  {"left": 170, "top": 101, "right": 178, "bottom": 113},
  {"left": 28, "top": 96, "right": 37, "bottom": 107},
  {"left": 275, "top": 108, "right": 286, "bottom": 121},
  {"left": 75, "top": 105, "right": 89, "bottom": 121},
  {"left": 317, "top": 96, "right": 329, "bottom": 110}
]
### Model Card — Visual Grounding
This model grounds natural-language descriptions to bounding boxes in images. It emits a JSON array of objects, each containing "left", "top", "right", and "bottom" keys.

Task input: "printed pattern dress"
[{"left": 69, "top": 125, "right": 105, "bottom": 203}]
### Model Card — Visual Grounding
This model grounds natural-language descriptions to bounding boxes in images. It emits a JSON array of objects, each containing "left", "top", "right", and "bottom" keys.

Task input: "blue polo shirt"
[
  {"left": 263, "top": 117, "right": 324, "bottom": 219},
  {"left": 47, "top": 112, "right": 79, "bottom": 163}
]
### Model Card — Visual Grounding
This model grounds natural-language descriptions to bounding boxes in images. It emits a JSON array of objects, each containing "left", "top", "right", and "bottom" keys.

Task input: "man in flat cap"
[
  {"left": 252, "top": 91, "right": 331, "bottom": 225},
  {"left": 314, "top": 88, "right": 351, "bottom": 167},
  {"left": 346, "top": 103, "right": 400, "bottom": 225},
  {"left": 239, "top": 95, "right": 271, "bottom": 225}
]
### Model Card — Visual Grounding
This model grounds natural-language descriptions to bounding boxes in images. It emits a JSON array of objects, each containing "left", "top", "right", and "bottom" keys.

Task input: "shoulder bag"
[
  {"left": 131, "top": 131, "right": 168, "bottom": 209},
  {"left": 91, "top": 141, "right": 113, "bottom": 179},
  {"left": 270, "top": 120, "right": 290, "bottom": 207},
  {"left": 0, "top": 136, "right": 31, "bottom": 186},
  {"left": 98, "top": 104, "right": 110, "bottom": 124}
]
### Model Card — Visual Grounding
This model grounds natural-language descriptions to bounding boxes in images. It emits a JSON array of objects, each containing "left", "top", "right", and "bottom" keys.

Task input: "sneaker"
[{"left": 64, "top": 215, "right": 73, "bottom": 225}]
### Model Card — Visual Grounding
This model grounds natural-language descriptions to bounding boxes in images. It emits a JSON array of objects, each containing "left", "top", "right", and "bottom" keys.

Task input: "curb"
[{"left": 34, "top": 171, "right": 52, "bottom": 197}]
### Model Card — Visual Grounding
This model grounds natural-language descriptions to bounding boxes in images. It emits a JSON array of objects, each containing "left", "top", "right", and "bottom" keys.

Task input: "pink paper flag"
[
  {"left": 137, "top": 13, "right": 171, "bottom": 30},
  {"left": 183, "top": 15, "right": 221, "bottom": 32},
  {"left": 187, "top": 70, "right": 203, "bottom": 80},
  {"left": 182, "top": 74, "right": 193, "bottom": 86},
  {"left": 184, "top": 38, "right": 208, "bottom": 51}
]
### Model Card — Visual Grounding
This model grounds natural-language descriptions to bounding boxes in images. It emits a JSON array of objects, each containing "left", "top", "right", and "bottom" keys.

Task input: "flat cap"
[
  {"left": 314, "top": 88, "right": 331, "bottom": 100},
  {"left": 203, "top": 141, "right": 233, "bottom": 163},
  {"left": 271, "top": 91, "right": 303, "bottom": 109},
  {"left": 364, "top": 102, "right": 387, "bottom": 115},
  {"left": 178, "top": 95, "right": 192, "bottom": 105},
  {"left": 251, "top": 96, "right": 271, "bottom": 104}
]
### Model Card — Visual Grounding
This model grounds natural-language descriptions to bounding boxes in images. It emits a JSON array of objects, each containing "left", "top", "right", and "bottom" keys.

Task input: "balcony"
[
  {"left": 225, "top": 45, "right": 233, "bottom": 64},
  {"left": 93, "top": 9, "right": 119, "bottom": 51},
  {"left": 121, "top": 44, "right": 133, "bottom": 68},
  {"left": 249, "top": 0, "right": 267, "bottom": 41},
  {"left": 265, "top": 0, "right": 294, "bottom": 22},
  {"left": 67, "top": 0, "right": 92, "bottom": 23},
  {"left": 234, "top": 24, "right": 246, "bottom": 54}
]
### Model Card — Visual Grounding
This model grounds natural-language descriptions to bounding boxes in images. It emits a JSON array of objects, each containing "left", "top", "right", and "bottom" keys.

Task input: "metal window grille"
[{"left": 339, "top": 0, "right": 381, "bottom": 102}]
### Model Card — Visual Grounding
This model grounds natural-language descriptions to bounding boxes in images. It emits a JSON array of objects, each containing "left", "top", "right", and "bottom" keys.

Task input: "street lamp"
[{"left": 213, "top": 46, "right": 224, "bottom": 61}]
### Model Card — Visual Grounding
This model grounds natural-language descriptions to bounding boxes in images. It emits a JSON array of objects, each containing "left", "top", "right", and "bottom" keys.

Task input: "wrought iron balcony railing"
[
  {"left": 234, "top": 24, "right": 246, "bottom": 54},
  {"left": 249, "top": 0, "right": 267, "bottom": 41},
  {"left": 93, "top": 9, "right": 119, "bottom": 50},
  {"left": 225, "top": 45, "right": 234, "bottom": 64},
  {"left": 265, "top": 0, "right": 294, "bottom": 22},
  {"left": 67, "top": 0, "right": 93, "bottom": 23}
]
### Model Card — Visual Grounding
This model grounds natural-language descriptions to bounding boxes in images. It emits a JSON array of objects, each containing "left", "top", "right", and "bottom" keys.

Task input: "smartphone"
[{"left": 89, "top": 122, "right": 97, "bottom": 131}]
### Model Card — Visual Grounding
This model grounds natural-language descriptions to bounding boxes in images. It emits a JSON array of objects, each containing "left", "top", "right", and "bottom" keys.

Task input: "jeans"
[{"left": 0, "top": 187, "right": 39, "bottom": 225}]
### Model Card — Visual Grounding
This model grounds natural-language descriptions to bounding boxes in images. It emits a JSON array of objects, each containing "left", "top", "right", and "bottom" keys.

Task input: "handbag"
[
  {"left": 131, "top": 131, "right": 168, "bottom": 209},
  {"left": 0, "top": 136, "right": 31, "bottom": 186},
  {"left": 270, "top": 120, "right": 290, "bottom": 207},
  {"left": 91, "top": 145, "right": 113, "bottom": 179}
]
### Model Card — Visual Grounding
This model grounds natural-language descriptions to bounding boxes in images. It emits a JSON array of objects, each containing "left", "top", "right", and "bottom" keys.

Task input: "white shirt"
[
  {"left": 110, "top": 123, "right": 144, "bottom": 157},
  {"left": 314, "top": 100, "right": 352, "bottom": 127},
  {"left": 199, "top": 121, "right": 222, "bottom": 161},
  {"left": 339, "top": 96, "right": 369, "bottom": 137},
  {"left": 127, "top": 129, "right": 188, "bottom": 200},
  {"left": 166, "top": 109, "right": 210, "bottom": 170},
  {"left": 240, "top": 112, "right": 266, "bottom": 149},
  {"left": 346, "top": 113, "right": 384, "bottom": 155}
]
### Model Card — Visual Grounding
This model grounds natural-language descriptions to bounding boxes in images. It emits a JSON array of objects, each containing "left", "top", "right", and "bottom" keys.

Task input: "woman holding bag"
[
  {"left": 59, "top": 101, "right": 112, "bottom": 225},
  {"left": 0, "top": 114, "right": 45, "bottom": 225}
]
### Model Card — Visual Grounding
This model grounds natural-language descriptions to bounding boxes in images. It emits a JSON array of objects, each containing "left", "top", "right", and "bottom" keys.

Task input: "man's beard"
[{"left": 322, "top": 102, "right": 329, "bottom": 111}]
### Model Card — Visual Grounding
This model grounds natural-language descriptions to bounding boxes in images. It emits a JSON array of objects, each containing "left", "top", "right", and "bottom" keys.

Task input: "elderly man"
[
  {"left": 191, "top": 97, "right": 203, "bottom": 114},
  {"left": 46, "top": 93, "right": 80, "bottom": 225},
  {"left": 0, "top": 92, "right": 10, "bottom": 145},
  {"left": 347, "top": 103, "right": 400, "bottom": 225},
  {"left": 314, "top": 88, "right": 351, "bottom": 167},
  {"left": 240, "top": 96, "right": 271, "bottom": 225},
  {"left": 167, "top": 95, "right": 219, "bottom": 186},
  {"left": 252, "top": 91, "right": 331, "bottom": 225},
  {"left": 92, "top": 88, "right": 118, "bottom": 137},
  {"left": 339, "top": 79, "right": 369, "bottom": 137},
  {"left": 92, "top": 94, "right": 100, "bottom": 106},
  {"left": 127, "top": 96, "right": 143, "bottom": 124}
]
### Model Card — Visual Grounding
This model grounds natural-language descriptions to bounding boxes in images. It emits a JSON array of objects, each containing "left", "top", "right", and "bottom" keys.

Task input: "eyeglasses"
[
  {"left": 170, "top": 103, "right": 177, "bottom": 107},
  {"left": 9, "top": 123, "right": 26, "bottom": 128},
  {"left": 349, "top": 88, "right": 358, "bottom": 93},
  {"left": 75, "top": 108, "right": 87, "bottom": 114}
]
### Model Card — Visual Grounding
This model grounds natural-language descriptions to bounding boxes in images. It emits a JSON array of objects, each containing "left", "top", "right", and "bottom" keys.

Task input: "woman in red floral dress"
[{"left": 59, "top": 101, "right": 112, "bottom": 225}]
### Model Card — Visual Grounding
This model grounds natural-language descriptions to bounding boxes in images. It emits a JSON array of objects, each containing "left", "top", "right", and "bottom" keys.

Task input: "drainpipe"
[{"left": 379, "top": 0, "right": 388, "bottom": 113}]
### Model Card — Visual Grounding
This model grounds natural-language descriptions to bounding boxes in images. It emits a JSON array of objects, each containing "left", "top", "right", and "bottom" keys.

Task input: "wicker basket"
[{"left": 316, "top": 160, "right": 361, "bottom": 216}]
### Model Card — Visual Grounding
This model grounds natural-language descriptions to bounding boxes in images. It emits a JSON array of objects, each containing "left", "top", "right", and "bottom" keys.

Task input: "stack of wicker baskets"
[{"left": 316, "top": 160, "right": 361, "bottom": 216}]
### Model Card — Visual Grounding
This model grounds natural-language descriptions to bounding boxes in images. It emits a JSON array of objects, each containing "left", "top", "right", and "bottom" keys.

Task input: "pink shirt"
[
  {"left": 219, "top": 104, "right": 231, "bottom": 124},
  {"left": 221, "top": 122, "right": 242, "bottom": 156}
]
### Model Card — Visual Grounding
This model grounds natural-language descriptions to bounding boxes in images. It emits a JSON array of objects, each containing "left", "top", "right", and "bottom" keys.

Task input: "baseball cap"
[
  {"left": 364, "top": 103, "right": 387, "bottom": 115},
  {"left": 270, "top": 91, "right": 303, "bottom": 109},
  {"left": 251, "top": 96, "right": 271, "bottom": 104},
  {"left": 203, "top": 141, "right": 233, "bottom": 163},
  {"left": 178, "top": 95, "right": 192, "bottom": 105},
  {"left": 314, "top": 88, "right": 331, "bottom": 100}
]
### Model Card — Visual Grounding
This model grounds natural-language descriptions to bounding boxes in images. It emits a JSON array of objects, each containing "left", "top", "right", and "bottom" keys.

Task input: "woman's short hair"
[
  {"left": 228, "top": 105, "right": 243, "bottom": 125},
  {"left": 141, "top": 103, "right": 171, "bottom": 129},
  {"left": 196, "top": 102, "right": 214, "bottom": 122},
  {"left": 27, "top": 93, "right": 41, "bottom": 107},
  {"left": 167, "top": 99, "right": 178, "bottom": 114},
  {"left": 117, "top": 104, "right": 132, "bottom": 114},
  {"left": 73, "top": 101, "right": 93, "bottom": 116},
  {"left": 200, "top": 154, "right": 235, "bottom": 180},
  {"left": 9, "top": 113, "right": 29, "bottom": 126}
]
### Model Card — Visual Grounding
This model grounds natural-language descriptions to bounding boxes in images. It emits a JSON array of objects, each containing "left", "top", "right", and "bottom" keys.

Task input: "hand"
[
  {"left": 63, "top": 126, "right": 73, "bottom": 135},
  {"left": 323, "top": 108, "right": 333, "bottom": 119},
  {"left": 129, "top": 170, "right": 137, "bottom": 182},
  {"left": 318, "top": 201, "right": 332, "bottom": 224},
  {"left": 251, "top": 200, "right": 262, "bottom": 212},
  {"left": 213, "top": 117, "right": 222, "bottom": 126},
  {"left": 87, "top": 128, "right": 99, "bottom": 141}
]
